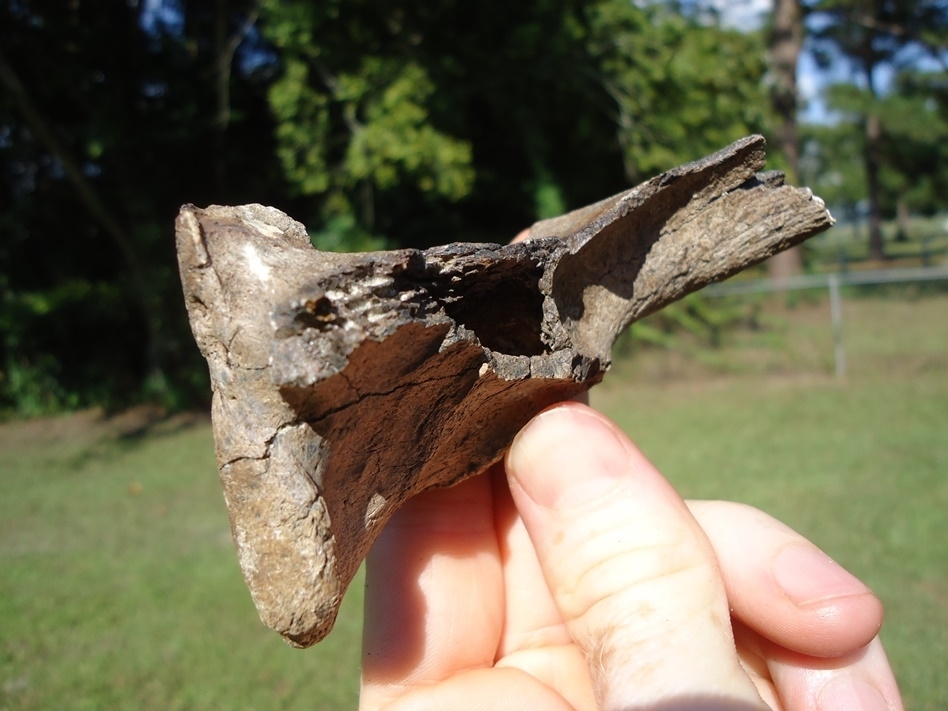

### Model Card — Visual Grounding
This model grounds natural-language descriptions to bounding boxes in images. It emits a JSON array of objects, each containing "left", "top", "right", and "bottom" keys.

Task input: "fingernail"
[
  {"left": 774, "top": 545, "right": 874, "bottom": 606},
  {"left": 819, "top": 676, "right": 890, "bottom": 711},
  {"left": 506, "top": 405, "right": 628, "bottom": 509}
]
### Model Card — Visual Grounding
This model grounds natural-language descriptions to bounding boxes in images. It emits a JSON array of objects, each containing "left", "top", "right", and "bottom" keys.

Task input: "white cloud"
[{"left": 709, "top": 0, "right": 771, "bottom": 30}]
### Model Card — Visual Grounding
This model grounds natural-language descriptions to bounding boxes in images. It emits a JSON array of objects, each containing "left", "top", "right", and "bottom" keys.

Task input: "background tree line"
[{"left": 1, "top": 0, "right": 945, "bottom": 417}]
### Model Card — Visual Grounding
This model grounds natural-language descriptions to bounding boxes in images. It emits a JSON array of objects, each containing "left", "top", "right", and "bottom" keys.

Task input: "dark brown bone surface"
[{"left": 176, "top": 136, "right": 833, "bottom": 647}]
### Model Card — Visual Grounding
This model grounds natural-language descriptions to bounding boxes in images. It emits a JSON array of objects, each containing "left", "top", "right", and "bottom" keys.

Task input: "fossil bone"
[{"left": 176, "top": 135, "right": 833, "bottom": 647}]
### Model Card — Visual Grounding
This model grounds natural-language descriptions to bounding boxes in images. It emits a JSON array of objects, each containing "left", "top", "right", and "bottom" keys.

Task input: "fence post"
[{"left": 828, "top": 273, "right": 846, "bottom": 379}]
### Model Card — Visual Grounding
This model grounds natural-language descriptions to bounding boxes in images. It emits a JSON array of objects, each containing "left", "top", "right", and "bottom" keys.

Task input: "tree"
[
  {"left": 0, "top": 0, "right": 285, "bottom": 413},
  {"left": 767, "top": 0, "right": 806, "bottom": 280},
  {"left": 804, "top": 0, "right": 948, "bottom": 259},
  {"left": 800, "top": 64, "right": 948, "bottom": 254},
  {"left": 588, "top": 1, "right": 771, "bottom": 182},
  {"left": 1, "top": 0, "right": 776, "bottom": 415},
  {"left": 799, "top": 120, "right": 866, "bottom": 227},
  {"left": 258, "top": 0, "right": 624, "bottom": 247},
  {"left": 878, "top": 70, "right": 948, "bottom": 231},
  {"left": 259, "top": 0, "right": 771, "bottom": 247}
]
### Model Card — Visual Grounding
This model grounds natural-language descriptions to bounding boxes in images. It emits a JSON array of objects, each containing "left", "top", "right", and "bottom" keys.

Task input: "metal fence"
[{"left": 703, "top": 265, "right": 948, "bottom": 378}]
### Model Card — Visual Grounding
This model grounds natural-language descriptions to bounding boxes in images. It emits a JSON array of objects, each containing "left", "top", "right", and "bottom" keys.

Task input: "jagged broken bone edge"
[{"left": 175, "top": 134, "right": 834, "bottom": 647}]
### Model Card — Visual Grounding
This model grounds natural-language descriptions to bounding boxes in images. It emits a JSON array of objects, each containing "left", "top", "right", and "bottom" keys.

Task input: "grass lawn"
[
  {"left": 2, "top": 292, "right": 946, "bottom": 709},
  {"left": 0, "top": 413, "right": 364, "bottom": 710}
]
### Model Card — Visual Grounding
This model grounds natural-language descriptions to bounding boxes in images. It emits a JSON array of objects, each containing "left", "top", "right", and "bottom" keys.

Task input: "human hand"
[{"left": 360, "top": 402, "right": 903, "bottom": 710}]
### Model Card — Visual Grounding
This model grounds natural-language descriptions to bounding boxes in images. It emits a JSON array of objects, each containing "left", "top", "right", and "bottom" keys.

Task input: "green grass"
[
  {"left": 2, "top": 292, "right": 946, "bottom": 709},
  {"left": 0, "top": 416, "right": 364, "bottom": 710}
]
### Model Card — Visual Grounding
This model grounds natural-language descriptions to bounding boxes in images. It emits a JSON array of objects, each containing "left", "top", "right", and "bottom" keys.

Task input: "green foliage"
[
  {"left": 1, "top": 0, "right": 286, "bottom": 415},
  {"left": 259, "top": 0, "right": 774, "bottom": 244},
  {"left": 1, "top": 357, "right": 79, "bottom": 418},
  {"left": 799, "top": 117, "right": 866, "bottom": 211},
  {"left": 309, "top": 213, "right": 390, "bottom": 253},
  {"left": 268, "top": 54, "right": 474, "bottom": 208},
  {"left": 801, "top": 0, "right": 948, "bottom": 251},
  {"left": 879, "top": 71, "right": 948, "bottom": 214},
  {"left": 532, "top": 169, "right": 568, "bottom": 220},
  {"left": 587, "top": 2, "right": 771, "bottom": 182},
  {"left": 617, "top": 293, "right": 753, "bottom": 359},
  {"left": 261, "top": 0, "right": 477, "bottom": 239},
  {"left": 0, "top": 278, "right": 134, "bottom": 417},
  {"left": 269, "top": 57, "right": 333, "bottom": 195},
  {"left": 807, "top": 70, "right": 948, "bottom": 217},
  {"left": 343, "top": 61, "right": 474, "bottom": 199}
]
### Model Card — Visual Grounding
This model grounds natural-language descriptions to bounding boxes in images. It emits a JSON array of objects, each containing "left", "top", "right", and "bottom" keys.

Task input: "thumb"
[{"left": 505, "top": 402, "right": 767, "bottom": 711}]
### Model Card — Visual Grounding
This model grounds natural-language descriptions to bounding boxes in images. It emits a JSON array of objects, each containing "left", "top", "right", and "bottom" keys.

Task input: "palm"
[{"left": 362, "top": 464, "right": 598, "bottom": 709}]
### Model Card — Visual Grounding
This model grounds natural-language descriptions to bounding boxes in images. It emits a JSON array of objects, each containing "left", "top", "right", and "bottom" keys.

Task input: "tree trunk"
[
  {"left": 864, "top": 110, "right": 886, "bottom": 260},
  {"left": 767, "top": 0, "right": 804, "bottom": 282},
  {"left": 896, "top": 196, "right": 910, "bottom": 242},
  {"left": 859, "top": 20, "right": 886, "bottom": 261}
]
